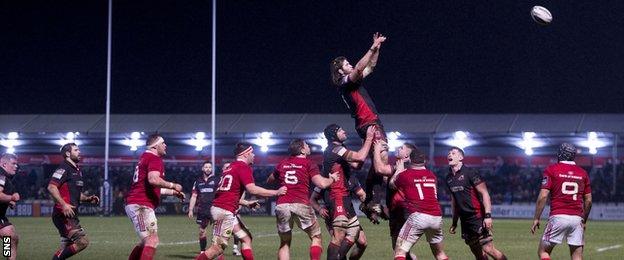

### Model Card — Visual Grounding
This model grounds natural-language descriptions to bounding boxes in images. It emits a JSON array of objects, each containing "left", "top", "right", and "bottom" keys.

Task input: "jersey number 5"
[
  {"left": 285, "top": 170, "right": 298, "bottom": 185},
  {"left": 415, "top": 183, "right": 437, "bottom": 200},
  {"left": 561, "top": 181, "right": 579, "bottom": 201}
]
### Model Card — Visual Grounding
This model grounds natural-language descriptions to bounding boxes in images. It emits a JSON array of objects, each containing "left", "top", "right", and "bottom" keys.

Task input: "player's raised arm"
[
  {"left": 372, "top": 140, "right": 394, "bottom": 176},
  {"left": 363, "top": 32, "right": 386, "bottom": 78},
  {"left": 343, "top": 126, "right": 375, "bottom": 162},
  {"left": 350, "top": 32, "right": 387, "bottom": 83}
]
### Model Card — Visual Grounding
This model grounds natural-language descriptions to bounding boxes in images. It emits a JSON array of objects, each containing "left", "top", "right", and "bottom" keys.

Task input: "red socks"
[
  {"left": 129, "top": 245, "right": 144, "bottom": 260},
  {"left": 241, "top": 248, "right": 254, "bottom": 260},
  {"left": 195, "top": 253, "right": 209, "bottom": 260},
  {"left": 394, "top": 256, "right": 406, "bottom": 260},
  {"left": 141, "top": 246, "right": 156, "bottom": 260},
  {"left": 310, "top": 245, "right": 323, "bottom": 260}
]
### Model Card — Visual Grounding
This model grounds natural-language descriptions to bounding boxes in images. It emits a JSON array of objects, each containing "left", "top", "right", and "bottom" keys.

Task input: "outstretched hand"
[{"left": 372, "top": 32, "right": 387, "bottom": 48}]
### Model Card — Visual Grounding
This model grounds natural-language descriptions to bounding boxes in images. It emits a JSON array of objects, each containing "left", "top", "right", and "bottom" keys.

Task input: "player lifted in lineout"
[{"left": 330, "top": 32, "right": 388, "bottom": 223}]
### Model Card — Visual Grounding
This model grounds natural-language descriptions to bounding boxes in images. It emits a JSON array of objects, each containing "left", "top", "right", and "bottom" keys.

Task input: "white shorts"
[
  {"left": 125, "top": 204, "right": 158, "bottom": 240},
  {"left": 542, "top": 214, "right": 584, "bottom": 246},
  {"left": 275, "top": 203, "right": 320, "bottom": 236},
  {"left": 210, "top": 206, "right": 249, "bottom": 246},
  {"left": 396, "top": 212, "right": 444, "bottom": 252}
]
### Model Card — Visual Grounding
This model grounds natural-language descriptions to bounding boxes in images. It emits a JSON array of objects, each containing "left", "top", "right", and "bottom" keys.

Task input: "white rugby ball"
[{"left": 530, "top": 6, "right": 552, "bottom": 25}]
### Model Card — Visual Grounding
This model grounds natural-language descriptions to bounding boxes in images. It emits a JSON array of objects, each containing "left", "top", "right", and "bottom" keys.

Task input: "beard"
[{"left": 70, "top": 155, "right": 81, "bottom": 163}]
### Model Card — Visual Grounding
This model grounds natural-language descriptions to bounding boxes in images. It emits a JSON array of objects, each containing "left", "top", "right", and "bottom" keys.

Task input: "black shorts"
[
  {"left": 0, "top": 216, "right": 12, "bottom": 229},
  {"left": 460, "top": 216, "right": 493, "bottom": 246},
  {"left": 327, "top": 196, "right": 357, "bottom": 219},
  {"left": 196, "top": 211, "right": 213, "bottom": 229},
  {"left": 52, "top": 211, "right": 82, "bottom": 238},
  {"left": 356, "top": 121, "right": 386, "bottom": 142},
  {"left": 388, "top": 208, "right": 407, "bottom": 239}
]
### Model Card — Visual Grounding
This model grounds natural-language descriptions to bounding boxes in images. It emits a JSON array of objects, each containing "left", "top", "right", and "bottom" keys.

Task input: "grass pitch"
[{"left": 11, "top": 216, "right": 624, "bottom": 259}]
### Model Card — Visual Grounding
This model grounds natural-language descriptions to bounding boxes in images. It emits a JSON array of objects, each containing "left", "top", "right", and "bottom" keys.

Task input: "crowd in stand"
[{"left": 12, "top": 159, "right": 624, "bottom": 215}]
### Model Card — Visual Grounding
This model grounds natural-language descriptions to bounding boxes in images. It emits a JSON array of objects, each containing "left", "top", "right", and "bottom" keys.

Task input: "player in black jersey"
[
  {"left": 188, "top": 161, "right": 219, "bottom": 253},
  {"left": 48, "top": 143, "right": 99, "bottom": 260},
  {"left": 0, "top": 153, "right": 20, "bottom": 260}
]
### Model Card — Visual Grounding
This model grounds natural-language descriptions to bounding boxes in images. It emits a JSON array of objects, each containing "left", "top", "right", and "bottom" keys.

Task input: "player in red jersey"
[
  {"left": 125, "top": 134, "right": 185, "bottom": 260},
  {"left": 0, "top": 153, "right": 20, "bottom": 260},
  {"left": 267, "top": 139, "right": 339, "bottom": 260},
  {"left": 330, "top": 32, "right": 388, "bottom": 223},
  {"left": 388, "top": 144, "right": 449, "bottom": 260},
  {"left": 197, "top": 143, "right": 287, "bottom": 260},
  {"left": 531, "top": 143, "right": 592, "bottom": 260},
  {"left": 372, "top": 141, "right": 416, "bottom": 260},
  {"left": 47, "top": 143, "right": 100, "bottom": 260}
]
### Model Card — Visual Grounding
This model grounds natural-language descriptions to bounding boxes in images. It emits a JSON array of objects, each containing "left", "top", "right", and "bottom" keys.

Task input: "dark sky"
[{"left": 2, "top": 1, "right": 623, "bottom": 114}]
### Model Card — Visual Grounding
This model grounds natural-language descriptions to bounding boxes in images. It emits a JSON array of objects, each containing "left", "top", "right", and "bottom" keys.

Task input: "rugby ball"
[{"left": 531, "top": 6, "right": 552, "bottom": 25}]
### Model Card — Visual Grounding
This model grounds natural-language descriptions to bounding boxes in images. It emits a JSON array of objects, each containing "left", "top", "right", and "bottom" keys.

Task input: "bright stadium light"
[
  {"left": 185, "top": 132, "right": 210, "bottom": 151},
  {"left": 251, "top": 132, "right": 275, "bottom": 153},
  {"left": 584, "top": 132, "right": 603, "bottom": 155},
  {"left": 122, "top": 132, "right": 144, "bottom": 151},
  {"left": 387, "top": 131, "right": 402, "bottom": 152},
  {"left": 308, "top": 133, "right": 328, "bottom": 151},
  {"left": 521, "top": 132, "right": 538, "bottom": 155},
  {"left": 1, "top": 132, "right": 20, "bottom": 154},
  {"left": 56, "top": 132, "right": 81, "bottom": 146},
  {"left": 444, "top": 131, "right": 475, "bottom": 149}
]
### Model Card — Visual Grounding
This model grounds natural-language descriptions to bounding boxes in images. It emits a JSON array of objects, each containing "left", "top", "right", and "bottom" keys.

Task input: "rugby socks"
[
  {"left": 394, "top": 256, "right": 406, "bottom": 260},
  {"left": 194, "top": 253, "right": 208, "bottom": 260},
  {"left": 199, "top": 237, "right": 207, "bottom": 251},
  {"left": 338, "top": 239, "right": 354, "bottom": 259},
  {"left": 327, "top": 242, "right": 341, "bottom": 259},
  {"left": 540, "top": 258, "right": 551, "bottom": 260},
  {"left": 141, "top": 246, "right": 156, "bottom": 260},
  {"left": 53, "top": 244, "right": 77, "bottom": 260},
  {"left": 241, "top": 248, "right": 254, "bottom": 260},
  {"left": 128, "top": 245, "right": 143, "bottom": 260},
  {"left": 310, "top": 245, "right": 323, "bottom": 260}
]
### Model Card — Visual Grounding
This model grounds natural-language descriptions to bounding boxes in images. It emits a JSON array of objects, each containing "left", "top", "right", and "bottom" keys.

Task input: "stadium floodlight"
[
  {"left": 520, "top": 132, "right": 538, "bottom": 156},
  {"left": 185, "top": 132, "right": 210, "bottom": 151},
  {"left": 584, "top": 131, "right": 603, "bottom": 155},
  {"left": 308, "top": 133, "right": 328, "bottom": 151},
  {"left": 387, "top": 131, "right": 402, "bottom": 152},
  {"left": 56, "top": 131, "right": 80, "bottom": 146},
  {"left": 1, "top": 132, "right": 20, "bottom": 154},
  {"left": 444, "top": 131, "right": 474, "bottom": 149},
  {"left": 251, "top": 132, "right": 274, "bottom": 153},
  {"left": 122, "top": 132, "right": 144, "bottom": 151}
]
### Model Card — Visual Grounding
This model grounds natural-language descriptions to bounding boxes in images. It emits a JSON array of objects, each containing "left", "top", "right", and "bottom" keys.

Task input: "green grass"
[{"left": 10, "top": 216, "right": 624, "bottom": 259}]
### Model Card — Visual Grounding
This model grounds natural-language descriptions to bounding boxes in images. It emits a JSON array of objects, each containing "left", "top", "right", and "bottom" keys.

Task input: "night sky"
[{"left": 2, "top": 1, "right": 623, "bottom": 114}]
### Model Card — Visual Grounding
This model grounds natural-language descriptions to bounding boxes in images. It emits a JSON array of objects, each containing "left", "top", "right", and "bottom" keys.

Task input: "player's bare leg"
[
  {"left": 0, "top": 225, "right": 18, "bottom": 260},
  {"left": 233, "top": 223, "right": 254, "bottom": 260},
  {"left": 53, "top": 228, "right": 90, "bottom": 260},
  {"left": 348, "top": 229, "right": 367, "bottom": 260},
  {"left": 468, "top": 244, "right": 488, "bottom": 260},
  {"left": 304, "top": 221, "right": 323, "bottom": 260},
  {"left": 569, "top": 245, "right": 583, "bottom": 260},
  {"left": 428, "top": 242, "right": 449, "bottom": 260},
  {"left": 198, "top": 226, "right": 208, "bottom": 252},
  {"left": 481, "top": 241, "right": 507, "bottom": 260},
  {"left": 537, "top": 240, "right": 555, "bottom": 260},
  {"left": 278, "top": 231, "right": 292, "bottom": 260},
  {"left": 328, "top": 226, "right": 347, "bottom": 260}
]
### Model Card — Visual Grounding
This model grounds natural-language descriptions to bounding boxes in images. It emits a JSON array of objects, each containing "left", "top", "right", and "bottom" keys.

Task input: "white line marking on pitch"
[
  {"left": 159, "top": 231, "right": 302, "bottom": 246},
  {"left": 596, "top": 244, "right": 622, "bottom": 252}
]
